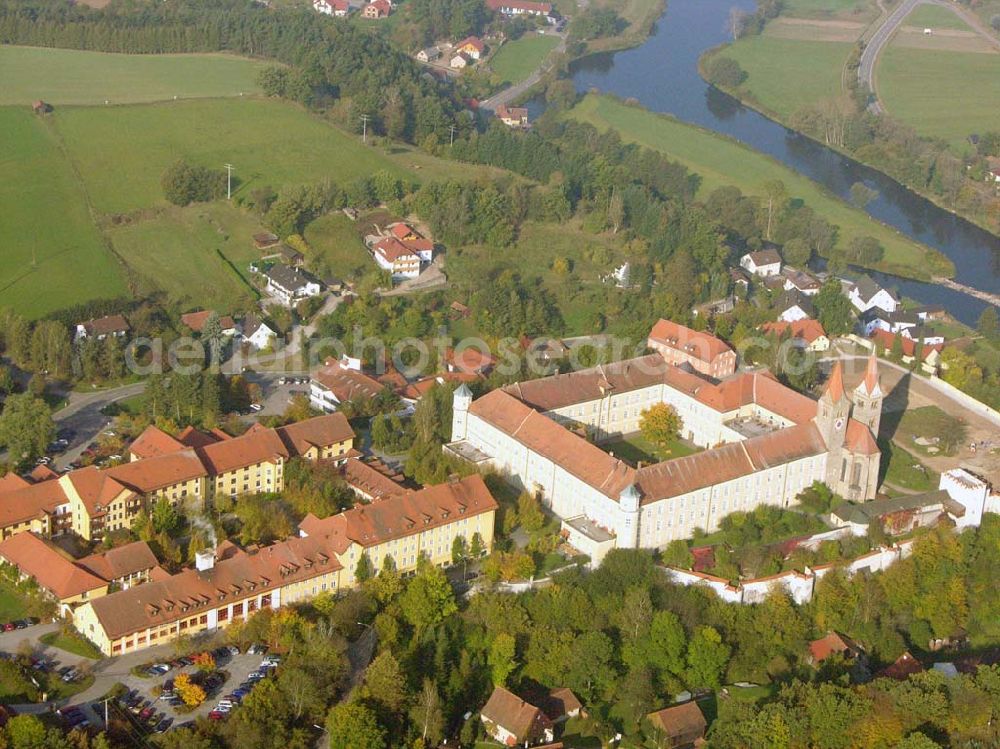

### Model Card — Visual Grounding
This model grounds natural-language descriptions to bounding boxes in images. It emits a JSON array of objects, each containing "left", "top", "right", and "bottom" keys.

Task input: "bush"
[{"left": 161, "top": 160, "right": 228, "bottom": 206}]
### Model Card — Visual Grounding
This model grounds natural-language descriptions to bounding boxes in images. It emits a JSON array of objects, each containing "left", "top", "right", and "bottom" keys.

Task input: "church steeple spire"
[{"left": 822, "top": 361, "right": 847, "bottom": 404}]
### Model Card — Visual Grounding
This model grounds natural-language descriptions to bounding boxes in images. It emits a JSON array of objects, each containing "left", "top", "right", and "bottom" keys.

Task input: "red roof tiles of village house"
[
  {"left": 0, "top": 480, "right": 67, "bottom": 528},
  {"left": 176, "top": 425, "right": 228, "bottom": 449},
  {"left": 374, "top": 237, "right": 419, "bottom": 262},
  {"left": 760, "top": 319, "right": 827, "bottom": 345},
  {"left": 129, "top": 425, "right": 185, "bottom": 460},
  {"left": 299, "top": 474, "right": 498, "bottom": 552},
  {"left": 180, "top": 310, "right": 236, "bottom": 334},
  {"left": 481, "top": 686, "right": 553, "bottom": 742},
  {"left": 809, "top": 632, "right": 859, "bottom": 663},
  {"left": 648, "top": 318, "right": 734, "bottom": 363},
  {"left": 276, "top": 412, "right": 354, "bottom": 455},
  {"left": 390, "top": 223, "right": 417, "bottom": 240},
  {"left": 313, "top": 360, "right": 385, "bottom": 402},
  {"left": 871, "top": 329, "right": 943, "bottom": 361},
  {"left": 365, "top": 0, "right": 391, "bottom": 13},
  {"left": 76, "top": 540, "right": 158, "bottom": 583},
  {"left": 85, "top": 533, "right": 345, "bottom": 641},
  {"left": 0, "top": 473, "right": 31, "bottom": 492},
  {"left": 446, "top": 346, "right": 495, "bottom": 374},
  {"left": 398, "top": 372, "right": 480, "bottom": 401},
  {"left": 29, "top": 464, "right": 59, "bottom": 483},
  {"left": 456, "top": 36, "right": 485, "bottom": 53},
  {"left": 645, "top": 702, "right": 707, "bottom": 743},
  {"left": 80, "top": 314, "right": 129, "bottom": 337},
  {"left": 0, "top": 532, "right": 107, "bottom": 600}
]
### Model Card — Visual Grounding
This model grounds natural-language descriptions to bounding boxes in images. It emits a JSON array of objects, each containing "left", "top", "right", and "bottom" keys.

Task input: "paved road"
[
  {"left": 52, "top": 383, "right": 148, "bottom": 470},
  {"left": 481, "top": 32, "right": 567, "bottom": 112}
]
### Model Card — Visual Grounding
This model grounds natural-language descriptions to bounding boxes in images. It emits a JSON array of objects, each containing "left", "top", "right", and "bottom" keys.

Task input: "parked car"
[
  {"left": 154, "top": 718, "right": 173, "bottom": 733},
  {"left": 247, "top": 643, "right": 268, "bottom": 655},
  {"left": 61, "top": 668, "right": 79, "bottom": 683}
]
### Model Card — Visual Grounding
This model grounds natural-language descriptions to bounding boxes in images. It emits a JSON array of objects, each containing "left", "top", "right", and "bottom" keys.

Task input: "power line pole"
[
  {"left": 449, "top": 124, "right": 456, "bottom": 146},
  {"left": 360, "top": 114, "right": 370, "bottom": 143},
  {"left": 223, "top": 163, "right": 234, "bottom": 200}
]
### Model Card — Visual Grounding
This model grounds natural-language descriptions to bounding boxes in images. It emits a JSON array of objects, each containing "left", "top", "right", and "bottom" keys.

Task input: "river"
[{"left": 557, "top": 0, "right": 1000, "bottom": 326}]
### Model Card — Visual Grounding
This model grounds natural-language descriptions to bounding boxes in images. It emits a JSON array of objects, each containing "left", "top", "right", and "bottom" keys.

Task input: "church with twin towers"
[{"left": 446, "top": 320, "right": 883, "bottom": 555}]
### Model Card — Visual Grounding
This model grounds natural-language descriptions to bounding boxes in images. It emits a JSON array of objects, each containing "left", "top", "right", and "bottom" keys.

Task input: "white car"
[{"left": 249, "top": 403, "right": 263, "bottom": 412}]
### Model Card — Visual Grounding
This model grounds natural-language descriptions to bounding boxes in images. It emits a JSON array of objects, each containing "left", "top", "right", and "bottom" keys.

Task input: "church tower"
[
  {"left": 451, "top": 383, "right": 472, "bottom": 441},
  {"left": 851, "top": 353, "right": 883, "bottom": 437},
  {"left": 815, "top": 361, "right": 852, "bottom": 490}
]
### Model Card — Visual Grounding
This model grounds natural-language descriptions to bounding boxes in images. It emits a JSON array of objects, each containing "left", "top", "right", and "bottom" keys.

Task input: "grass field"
[
  {"left": 303, "top": 213, "right": 372, "bottom": 280},
  {"left": 566, "top": 94, "right": 953, "bottom": 280},
  {"left": 879, "top": 439, "right": 937, "bottom": 492},
  {"left": 52, "top": 98, "right": 412, "bottom": 214},
  {"left": 893, "top": 405, "right": 967, "bottom": 457},
  {"left": 490, "top": 35, "right": 560, "bottom": 84},
  {"left": 902, "top": 3, "right": 973, "bottom": 30},
  {"left": 107, "top": 202, "right": 263, "bottom": 313},
  {"left": 722, "top": 37, "right": 853, "bottom": 118},
  {"left": 0, "top": 47, "right": 268, "bottom": 106},
  {"left": 780, "top": 0, "right": 874, "bottom": 19},
  {"left": 0, "top": 107, "right": 128, "bottom": 318},
  {"left": 878, "top": 46, "right": 1000, "bottom": 151},
  {"left": 0, "top": 581, "right": 28, "bottom": 622},
  {"left": 40, "top": 631, "right": 103, "bottom": 660}
]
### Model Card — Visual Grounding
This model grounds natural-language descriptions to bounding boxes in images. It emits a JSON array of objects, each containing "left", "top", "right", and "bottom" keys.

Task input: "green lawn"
[
  {"left": 490, "top": 35, "right": 560, "bottom": 84},
  {"left": 0, "top": 581, "right": 28, "bottom": 621},
  {"left": 603, "top": 433, "right": 701, "bottom": 465},
  {"left": 879, "top": 439, "right": 937, "bottom": 492},
  {"left": 566, "top": 94, "right": 954, "bottom": 281},
  {"left": 0, "top": 47, "right": 268, "bottom": 106},
  {"left": 780, "top": 0, "right": 873, "bottom": 18},
  {"left": 303, "top": 212, "right": 372, "bottom": 280},
  {"left": 722, "top": 38, "right": 852, "bottom": 119},
  {"left": 878, "top": 46, "right": 1000, "bottom": 152},
  {"left": 107, "top": 202, "right": 263, "bottom": 313},
  {"left": 892, "top": 405, "right": 967, "bottom": 457},
  {"left": 51, "top": 98, "right": 412, "bottom": 214},
  {"left": 40, "top": 631, "right": 103, "bottom": 660},
  {"left": 0, "top": 107, "right": 128, "bottom": 318},
  {"left": 902, "top": 3, "right": 972, "bottom": 30}
]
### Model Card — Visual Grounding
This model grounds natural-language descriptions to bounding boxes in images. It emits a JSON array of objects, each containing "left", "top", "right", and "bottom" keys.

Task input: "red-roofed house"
[
  {"left": 870, "top": 329, "right": 943, "bottom": 373},
  {"left": 313, "top": 0, "right": 349, "bottom": 14},
  {"left": 760, "top": 319, "right": 830, "bottom": 352},
  {"left": 455, "top": 36, "right": 485, "bottom": 59},
  {"left": 310, "top": 357, "right": 386, "bottom": 412},
  {"left": 646, "top": 702, "right": 707, "bottom": 748},
  {"left": 373, "top": 238, "right": 420, "bottom": 279},
  {"left": 496, "top": 104, "right": 529, "bottom": 128},
  {"left": 647, "top": 318, "right": 737, "bottom": 378},
  {"left": 486, "top": 0, "right": 553, "bottom": 17},
  {"left": 480, "top": 687, "right": 554, "bottom": 746},
  {"left": 363, "top": 0, "right": 391, "bottom": 17},
  {"left": 74, "top": 314, "right": 129, "bottom": 343},
  {"left": 180, "top": 310, "right": 238, "bottom": 337},
  {"left": 445, "top": 346, "right": 495, "bottom": 376},
  {"left": 808, "top": 632, "right": 862, "bottom": 665}
]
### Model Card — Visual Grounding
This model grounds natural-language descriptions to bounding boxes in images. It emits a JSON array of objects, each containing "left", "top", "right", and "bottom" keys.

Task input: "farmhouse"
[
  {"left": 180, "top": 310, "right": 237, "bottom": 337},
  {"left": 848, "top": 275, "right": 900, "bottom": 314},
  {"left": 647, "top": 318, "right": 737, "bottom": 378},
  {"left": 242, "top": 318, "right": 278, "bottom": 351},
  {"left": 739, "top": 248, "right": 782, "bottom": 277},
  {"left": 776, "top": 290, "right": 815, "bottom": 323},
  {"left": 448, "top": 326, "right": 885, "bottom": 553},
  {"left": 263, "top": 264, "right": 323, "bottom": 306},
  {"left": 450, "top": 53, "right": 470, "bottom": 69},
  {"left": 480, "top": 687, "right": 555, "bottom": 747},
  {"left": 760, "top": 319, "right": 830, "bottom": 352},
  {"left": 455, "top": 36, "right": 485, "bottom": 59},
  {"left": 445, "top": 346, "right": 495, "bottom": 376},
  {"left": 373, "top": 237, "right": 421, "bottom": 278},
  {"left": 496, "top": 104, "right": 530, "bottom": 128},
  {"left": 389, "top": 223, "right": 435, "bottom": 261},
  {"left": 363, "top": 0, "right": 391, "bottom": 17},
  {"left": 417, "top": 47, "right": 441, "bottom": 62},
  {"left": 782, "top": 267, "right": 821, "bottom": 296},
  {"left": 313, "top": 0, "right": 349, "bottom": 14},
  {"left": 74, "top": 314, "right": 129, "bottom": 343},
  {"left": 869, "top": 329, "right": 943, "bottom": 373}
]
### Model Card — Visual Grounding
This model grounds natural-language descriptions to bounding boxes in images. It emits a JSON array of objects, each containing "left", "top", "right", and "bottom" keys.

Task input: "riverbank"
[
  {"left": 699, "top": 41, "right": 1000, "bottom": 240},
  {"left": 566, "top": 93, "right": 954, "bottom": 281}
]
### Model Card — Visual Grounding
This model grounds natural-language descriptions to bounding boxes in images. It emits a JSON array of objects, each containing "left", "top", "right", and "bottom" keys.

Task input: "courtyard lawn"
[
  {"left": 722, "top": 37, "right": 853, "bottom": 119},
  {"left": 51, "top": 98, "right": 412, "bottom": 214},
  {"left": 0, "top": 47, "right": 268, "bottom": 106},
  {"left": 107, "top": 202, "right": 263, "bottom": 313},
  {"left": 603, "top": 433, "right": 701, "bottom": 465},
  {"left": 878, "top": 45, "right": 1000, "bottom": 152},
  {"left": 40, "top": 631, "right": 103, "bottom": 660},
  {"left": 892, "top": 405, "right": 967, "bottom": 457},
  {"left": 0, "top": 107, "right": 128, "bottom": 318},
  {"left": 0, "top": 581, "right": 28, "bottom": 622},
  {"left": 489, "top": 35, "right": 560, "bottom": 84},
  {"left": 879, "top": 439, "right": 937, "bottom": 492},
  {"left": 902, "top": 3, "right": 973, "bottom": 30},
  {"left": 303, "top": 213, "right": 373, "bottom": 281},
  {"left": 565, "top": 94, "right": 954, "bottom": 281}
]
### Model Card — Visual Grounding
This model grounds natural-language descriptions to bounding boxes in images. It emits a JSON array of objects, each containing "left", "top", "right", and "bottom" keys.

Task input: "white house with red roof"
[
  {"left": 373, "top": 237, "right": 421, "bottom": 278},
  {"left": 313, "top": 0, "right": 349, "bottom": 15},
  {"left": 455, "top": 36, "right": 485, "bottom": 59}
]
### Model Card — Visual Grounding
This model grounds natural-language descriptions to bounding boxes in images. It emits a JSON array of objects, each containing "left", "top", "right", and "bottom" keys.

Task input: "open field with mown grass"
[
  {"left": 489, "top": 35, "right": 560, "bottom": 84},
  {"left": 902, "top": 3, "right": 973, "bottom": 31},
  {"left": 566, "top": 94, "right": 954, "bottom": 280},
  {"left": 878, "top": 45, "right": 1000, "bottom": 151},
  {"left": 51, "top": 98, "right": 413, "bottom": 215},
  {"left": 779, "top": 0, "right": 874, "bottom": 20},
  {"left": 764, "top": 17, "right": 865, "bottom": 42},
  {"left": 0, "top": 46, "right": 268, "bottom": 106},
  {"left": 587, "top": 0, "right": 665, "bottom": 52},
  {"left": 303, "top": 213, "right": 372, "bottom": 281},
  {"left": 0, "top": 107, "right": 128, "bottom": 319},
  {"left": 721, "top": 36, "right": 853, "bottom": 118},
  {"left": 107, "top": 202, "right": 263, "bottom": 313}
]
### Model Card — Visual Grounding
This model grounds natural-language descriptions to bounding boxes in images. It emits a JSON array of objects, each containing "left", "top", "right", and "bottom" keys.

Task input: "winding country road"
[{"left": 859, "top": 0, "right": 1000, "bottom": 114}]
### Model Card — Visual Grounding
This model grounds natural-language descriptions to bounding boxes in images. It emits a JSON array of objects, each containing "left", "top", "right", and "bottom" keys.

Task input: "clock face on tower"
[{"left": 835, "top": 418, "right": 845, "bottom": 431}]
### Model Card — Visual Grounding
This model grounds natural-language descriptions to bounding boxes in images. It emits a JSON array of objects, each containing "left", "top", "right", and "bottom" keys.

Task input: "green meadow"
[{"left": 489, "top": 35, "right": 560, "bottom": 84}]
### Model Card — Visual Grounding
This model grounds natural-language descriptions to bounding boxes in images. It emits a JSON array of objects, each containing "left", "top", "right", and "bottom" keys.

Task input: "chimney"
[{"left": 195, "top": 549, "right": 215, "bottom": 572}]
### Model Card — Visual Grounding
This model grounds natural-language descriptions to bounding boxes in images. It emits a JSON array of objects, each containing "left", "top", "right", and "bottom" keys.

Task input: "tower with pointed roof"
[
  {"left": 452, "top": 383, "right": 473, "bottom": 441},
  {"left": 815, "top": 362, "right": 851, "bottom": 492},
  {"left": 851, "top": 353, "right": 883, "bottom": 437}
]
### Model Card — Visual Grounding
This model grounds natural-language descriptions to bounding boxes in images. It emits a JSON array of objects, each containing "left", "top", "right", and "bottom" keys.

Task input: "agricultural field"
[
  {"left": 878, "top": 45, "right": 1000, "bottom": 151},
  {"left": 721, "top": 35, "right": 853, "bottom": 118},
  {"left": 489, "top": 35, "right": 560, "bottom": 84},
  {"left": 566, "top": 94, "right": 953, "bottom": 281},
  {"left": 779, "top": 0, "right": 874, "bottom": 20},
  {"left": 106, "top": 202, "right": 264, "bottom": 314},
  {"left": 0, "top": 46, "right": 268, "bottom": 106},
  {"left": 901, "top": 3, "right": 974, "bottom": 31},
  {"left": 51, "top": 98, "right": 412, "bottom": 214},
  {"left": 0, "top": 107, "right": 128, "bottom": 319}
]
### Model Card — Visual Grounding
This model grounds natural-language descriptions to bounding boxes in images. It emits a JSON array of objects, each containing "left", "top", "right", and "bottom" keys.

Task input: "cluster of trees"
[
  {"left": 397, "top": 0, "right": 492, "bottom": 48},
  {"left": 412, "top": 179, "right": 519, "bottom": 248},
  {"left": 0, "top": 393, "right": 56, "bottom": 468},
  {"left": 161, "top": 160, "right": 228, "bottom": 206},
  {"left": 141, "top": 372, "right": 255, "bottom": 428},
  {"left": 568, "top": 7, "right": 626, "bottom": 41}
]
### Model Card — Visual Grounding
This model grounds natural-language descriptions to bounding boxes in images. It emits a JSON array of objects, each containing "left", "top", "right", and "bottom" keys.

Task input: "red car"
[
  {"left": 2, "top": 623, "right": 16, "bottom": 632},
  {"left": 208, "top": 710, "right": 227, "bottom": 721}
]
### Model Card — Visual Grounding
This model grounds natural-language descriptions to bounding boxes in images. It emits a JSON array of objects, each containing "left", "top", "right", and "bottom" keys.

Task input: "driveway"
[{"left": 47, "top": 383, "right": 147, "bottom": 470}]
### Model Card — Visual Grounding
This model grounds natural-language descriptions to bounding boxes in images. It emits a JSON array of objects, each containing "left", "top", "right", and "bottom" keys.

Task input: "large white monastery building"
[{"left": 447, "top": 321, "right": 883, "bottom": 560}]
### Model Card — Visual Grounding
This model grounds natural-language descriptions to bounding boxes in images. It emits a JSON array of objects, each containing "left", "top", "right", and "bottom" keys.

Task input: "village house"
[
  {"left": 180, "top": 310, "right": 238, "bottom": 338},
  {"left": 480, "top": 686, "right": 555, "bottom": 747},
  {"left": 848, "top": 275, "right": 900, "bottom": 314},
  {"left": 72, "top": 473, "right": 496, "bottom": 657},
  {"left": 776, "top": 290, "right": 815, "bottom": 323},
  {"left": 363, "top": 0, "right": 391, "bottom": 16},
  {"left": 496, "top": 104, "right": 530, "bottom": 128},
  {"left": 450, "top": 53, "right": 470, "bottom": 69},
  {"left": 760, "top": 319, "right": 830, "bottom": 352},
  {"left": 373, "top": 237, "right": 421, "bottom": 279},
  {"left": 647, "top": 318, "right": 737, "bottom": 378},
  {"left": 455, "top": 36, "right": 485, "bottom": 59},
  {"left": 241, "top": 317, "right": 278, "bottom": 351},
  {"left": 486, "top": 0, "right": 554, "bottom": 18},
  {"left": 739, "top": 248, "right": 782, "bottom": 277},
  {"left": 309, "top": 357, "right": 386, "bottom": 412},
  {"left": 74, "top": 314, "right": 130, "bottom": 343},
  {"left": 417, "top": 47, "right": 441, "bottom": 62},
  {"left": 869, "top": 329, "right": 943, "bottom": 373},
  {"left": 782, "top": 267, "right": 821, "bottom": 296},
  {"left": 808, "top": 632, "right": 862, "bottom": 666},
  {"left": 645, "top": 701, "right": 707, "bottom": 748},
  {"left": 263, "top": 264, "right": 323, "bottom": 306},
  {"left": 445, "top": 346, "right": 495, "bottom": 376},
  {"left": 861, "top": 308, "right": 920, "bottom": 337},
  {"left": 313, "top": 0, "right": 349, "bottom": 14},
  {"left": 388, "top": 223, "right": 435, "bottom": 261}
]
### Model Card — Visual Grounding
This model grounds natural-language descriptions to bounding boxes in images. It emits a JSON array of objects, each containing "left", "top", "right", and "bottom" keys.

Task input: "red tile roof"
[
  {"left": 108, "top": 450, "right": 208, "bottom": 494},
  {"left": 313, "top": 360, "right": 385, "bottom": 403},
  {"left": 374, "top": 237, "right": 419, "bottom": 263},
  {"left": 79, "top": 314, "right": 129, "bottom": 337},
  {"left": 481, "top": 687, "right": 552, "bottom": 743},
  {"left": 648, "top": 319, "right": 734, "bottom": 364},
  {"left": 862, "top": 352, "right": 880, "bottom": 395},
  {"left": 342, "top": 459, "right": 405, "bottom": 500},
  {"left": 0, "top": 481, "right": 68, "bottom": 528},
  {"left": 879, "top": 651, "right": 924, "bottom": 680},
  {"left": 0, "top": 474, "right": 30, "bottom": 492},
  {"left": 646, "top": 702, "right": 707, "bottom": 743},
  {"left": 76, "top": 541, "right": 158, "bottom": 582},
  {"left": 809, "top": 632, "right": 859, "bottom": 663},
  {"left": 824, "top": 361, "right": 846, "bottom": 402},
  {"left": 180, "top": 310, "right": 236, "bottom": 333},
  {"left": 197, "top": 429, "right": 288, "bottom": 475},
  {"left": 0, "top": 532, "right": 107, "bottom": 601},
  {"left": 845, "top": 419, "right": 879, "bottom": 455},
  {"left": 28, "top": 465, "right": 59, "bottom": 483},
  {"left": 276, "top": 413, "right": 354, "bottom": 455},
  {"left": 456, "top": 36, "right": 485, "bottom": 53},
  {"left": 177, "top": 426, "right": 228, "bottom": 449},
  {"left": 760, "top": 319, "right": 828, "bottom": 345},
  {"left": 870, "top": 330, "right": 942, "bottom": 361},
  {"left": 129, "top": 425, "right": 185, "bottom": 460}
]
